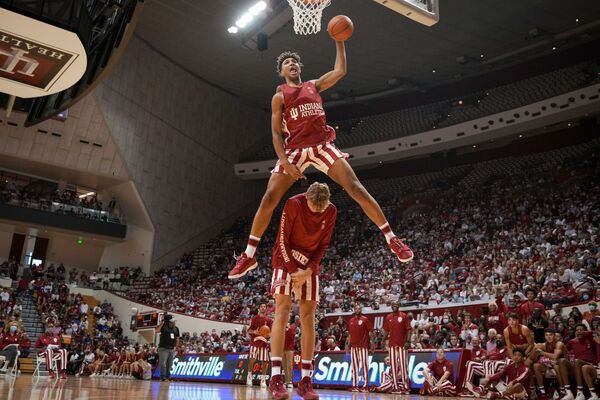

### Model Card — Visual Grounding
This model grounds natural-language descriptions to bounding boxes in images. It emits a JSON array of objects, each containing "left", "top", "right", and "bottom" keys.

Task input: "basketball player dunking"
[{"left": 228, "top": 38, "right": 413, "bottom": 280}]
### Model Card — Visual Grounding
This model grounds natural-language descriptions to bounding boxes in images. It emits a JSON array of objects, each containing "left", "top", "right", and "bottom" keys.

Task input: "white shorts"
[
  {"left": 272, "top": 142, "right": 348, "bottom": 175},
  {"left": 270, "top": 267, "right": 320, "bottom": 302},
  {"left": 249, "top": 345, "right": 270, "bottom": 362}
]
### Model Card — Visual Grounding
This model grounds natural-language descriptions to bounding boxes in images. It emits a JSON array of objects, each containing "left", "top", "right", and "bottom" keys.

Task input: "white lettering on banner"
[
  {"left": 314, "top": 356, "right": 386, "bottom": 382},
  {"left": 374, "top": 316, "right": 383, "bottom": 330},
  {"left": 407, "top": 354, "right": 428, "bottom": 385},
  {"left": 171, "top": 356, "right": 225, "bottom": 377},
  {"left": 315, "top": 354, "right": 428, "bottom": 384}
]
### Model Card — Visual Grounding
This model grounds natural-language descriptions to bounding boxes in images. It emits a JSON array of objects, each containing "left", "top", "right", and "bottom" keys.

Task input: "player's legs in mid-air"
[{"left": 229, "top": 151, "right": 413, "bottom": 279}]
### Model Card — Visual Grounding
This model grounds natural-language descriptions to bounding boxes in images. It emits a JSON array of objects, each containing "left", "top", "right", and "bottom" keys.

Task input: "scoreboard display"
[{"left": 130, "top": 311, "right": 164, "bottom": 331}]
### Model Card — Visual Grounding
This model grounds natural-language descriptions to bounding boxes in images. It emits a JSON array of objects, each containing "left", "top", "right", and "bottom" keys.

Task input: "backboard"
[{"left": 371, "top": 0, "right": 439, "bottom": 26}]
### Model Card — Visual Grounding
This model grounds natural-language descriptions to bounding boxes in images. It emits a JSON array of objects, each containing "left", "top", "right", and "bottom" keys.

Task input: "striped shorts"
[
  {"left": 249, "top": 345, "right": 270, "bottom": 362},
  {"left": 271, "top": 267, "right": 320, "bottom": 302},
  {"left": 272, "top": 142, "right": 348, "bottom": 175}
]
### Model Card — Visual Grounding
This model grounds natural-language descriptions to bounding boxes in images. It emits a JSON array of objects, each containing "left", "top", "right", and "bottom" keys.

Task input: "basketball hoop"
[{"left": 287, "top": 0, "right": 332, "bottom": 35}]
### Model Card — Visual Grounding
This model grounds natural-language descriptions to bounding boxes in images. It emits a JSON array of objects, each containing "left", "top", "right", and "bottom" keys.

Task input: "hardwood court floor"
[{"left": 0, "top": 375, "right": 474, "bottom": 400}]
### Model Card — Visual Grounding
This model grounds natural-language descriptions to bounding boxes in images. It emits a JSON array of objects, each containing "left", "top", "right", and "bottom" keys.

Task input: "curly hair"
[{"left": 276, "top": 51, "right": 303, "bottom": 74}]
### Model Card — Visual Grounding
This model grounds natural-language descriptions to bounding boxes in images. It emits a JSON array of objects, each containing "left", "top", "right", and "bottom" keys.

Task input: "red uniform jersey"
[
  {"left": 250, "top": 315, "right": 273, "bottom": 349},
  {"left": 566, "top": 332, "right": 597, "bottom": 364},
  {"left": 506, "top": 324, "right": 528, "bottom": 346},
  {"left": 279, "top": 81, "right": 336, "bottom": 149},
  {"left": 485, "top": 311, "right": 507, "bottom": 332},
  {"left": 471, "top": 347, "right": 487, "bottom": 360},
  {"left": 520, "top": 301, "right": 546, "bottom": 322},
  {"left": 427, "top": 358, "right": 455, "bottom": 380},
  {"left": 0, "top": 333, "right": 20, "bottom": 348},
  {"left": 35, "top": 334, "right": 62, "bottom": 348},
  {"left": 284, "top": 324, "right": 296, "bottom": 351},
  {"left": 488, "top": 347, "right": 508, "bottom": 361},
  {"left": 348, "top": 315, "right": 373, "bottom": 348},
  {"left": 272, "top": 194, "right": 337, "bottom": 274},
  {"left": 489, "top": 362, "right": 531, "bottom": 397},
  {"left": 383, "top": 312, "right": 410, "bottom": 347}
]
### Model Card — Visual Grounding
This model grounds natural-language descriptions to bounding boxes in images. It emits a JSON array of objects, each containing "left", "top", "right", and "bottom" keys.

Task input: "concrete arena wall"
[
  {"left": 69, "top": 287, "right": 246, "bottom": 342},
  {"left": 94, "top": 36, "right": 268, "bottom": 267}
]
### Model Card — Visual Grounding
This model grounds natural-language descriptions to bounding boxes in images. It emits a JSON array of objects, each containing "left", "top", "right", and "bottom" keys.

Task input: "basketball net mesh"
[{"left": 287, "top": 0, "right": 332, "bottom": 35}]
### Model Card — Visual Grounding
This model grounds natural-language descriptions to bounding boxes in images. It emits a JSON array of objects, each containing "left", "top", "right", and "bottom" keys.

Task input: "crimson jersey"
[
  {"left": 520, "top": 301, "right": 545, "bottom": 322},
  {"left": 383, "top": 312, "right": 410, "bottom": 347},
  {"left": 0, "top": 333, "right": 20, "bottom": 348},
  {"left": 348, "top": 315, "right": 373, "bottom": 348},
  {"left": 471, "top": 347, "right": 487, "bottom": 360},
  {"left": 272, "top": 194, "right": 337, "bottom": 274},
  {"left": 250, "top": 315, "right": 273, "bottom": 349},
  {"left": 486, "top": 311, "right": 507, "bottom": 331},
  {"left": 488, "top": 347, "right": 508, "bottom": 361},
  {"left": 284, "top": 324, "right": 296, "bottom": 351},
  {"left": 566, "top": 332, "right": 597, "bottom": 363},
  {"left": 35, "top": 334, "right": 62, "bottom": 348},
  {"left": 279, "top": 82, "right": 336, "bottom": 149},
  {"left": 489, "top": 362, "right": 531, "bottom": 397},
  {"left": 427, "top": 359, "right": 454, "bottom": 380},
  {"left": 506, "top": 324, "right": 529, "bottom": 346}
]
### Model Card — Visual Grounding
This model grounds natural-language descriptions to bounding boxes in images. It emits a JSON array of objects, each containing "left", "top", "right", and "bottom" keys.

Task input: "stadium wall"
[{"left": 93, "top": 37, "right": 268, "bottom": 269}]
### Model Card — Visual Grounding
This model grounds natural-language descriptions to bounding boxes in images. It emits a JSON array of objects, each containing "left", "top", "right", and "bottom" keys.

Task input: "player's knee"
[
  {"left": 260, "top": 189, "right": 281, "bottom": 210},
  {"left": 346, "top": 179, "right": 367, "bottom": 199}
]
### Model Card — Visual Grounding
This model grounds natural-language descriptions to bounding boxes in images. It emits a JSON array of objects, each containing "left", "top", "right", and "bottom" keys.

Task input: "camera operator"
[{"left": 156, "top": 314, "right": 179, "bottom": 382}]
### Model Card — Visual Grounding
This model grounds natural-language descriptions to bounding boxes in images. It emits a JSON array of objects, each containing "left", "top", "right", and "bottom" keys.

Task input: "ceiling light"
[
  {"left": 519, "top": 134, "right": 523, "bottom": 138},
  {"left": 233, "top": 1, "right": 268, "bottom": 30},
  {"left": 567, "top": 123, "right": 572, "bottom": 127},
  {"left": 458, "top": 100, "right": 463, "bottom": 105},
  {"left": 552, "top": 46, "right": 556, "bottom": 50},
  {"left": 228, "top": 26, "right": 238, "bottom": 34},
  {"left": 78, "top": 191, "right": 95, "bottom": 199},
  {"left": 472, "top": 145, "right": 477, "bottom": 148},
  {"left": 432, "top": 69, "right": 436, "bottom": 73},
  {"left": 480, "top": 53, "right": 484, "bottom": 58},
  {"left": 575, "top": 18, "right": 580, "bottom": 23}
]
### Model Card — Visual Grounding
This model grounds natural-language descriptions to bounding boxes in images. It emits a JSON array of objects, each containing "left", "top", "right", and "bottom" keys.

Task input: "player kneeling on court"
[
  {"left": 476, "top": 349, "right": 531, "bottom": 399},
  {"left": 268, "top": 182, "right": 337, "bottom": 400},
  {"left": 421, "top": 348, "right": 457, "bottom": 396}
]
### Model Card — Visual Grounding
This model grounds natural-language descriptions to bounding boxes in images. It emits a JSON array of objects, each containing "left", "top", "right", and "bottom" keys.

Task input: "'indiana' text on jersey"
[{"left": 289, "top": 102, "right": 325, "bottom": 120}]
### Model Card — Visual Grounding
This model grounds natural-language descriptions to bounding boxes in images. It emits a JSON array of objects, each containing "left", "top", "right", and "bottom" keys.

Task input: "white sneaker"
[
  {"left": 260, "top": 378, "right": 267, "bottom": 388},
  {"left": 589, "top": 393, "right": 599, "bottom": 400},
  {"left": 286, "top": 383, "right": 293, "bottom": 389},
  {"left": 246, "top": 376, "right": 253, "bottom": 386},
  {"left": 574, "top": 392, "right": 585, "bottom": 400},
  {"left": 553, "top": 391, "right": 561, "bottom": 400},
  {"left": 561, "top": 392, "right": 575, "bottom": 400},
  {"left": 90, "top": 373, "right": 96, "bottom": 377}
]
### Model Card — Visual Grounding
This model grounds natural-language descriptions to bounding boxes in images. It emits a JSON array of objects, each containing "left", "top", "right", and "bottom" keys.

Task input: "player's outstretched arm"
[{"left": 313, "top": 41, "right": 346, "bottom": 93}]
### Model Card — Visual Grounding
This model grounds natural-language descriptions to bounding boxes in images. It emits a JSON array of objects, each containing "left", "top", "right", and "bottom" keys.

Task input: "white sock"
[
  {"left": 245, "top": 235, "right": 260, "bottom": 257},
  {"left": 271, "top": 357, "right": 282, "bottom": 376},
  {"left": 301, "top": 359, "right": 312, "bottom": 379},
  {"left": 378, "top": 222, "right": 395, "bottom": 244}
]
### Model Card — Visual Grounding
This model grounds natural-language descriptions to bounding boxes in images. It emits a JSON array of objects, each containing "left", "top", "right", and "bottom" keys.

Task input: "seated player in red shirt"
[
  {"left": 580, "top": 321, "right": 599, "bottom": 400},
  {"left": 558, "top": 324, "right": 598, "bottom": 400},
  {"left": 268, "top": 182, "right": 337, "bottom": 400},
  {"left": 0, "top": 324, "right": 21, "bottom": 371},
  {"left": 421, "top": 348, "right": 457, "bottom": 396},
  {"left": 462, "top": 337, "right": 489, "bottom": 396},
  {"left": 35, "top": 325, "right": 68, "bottom": 379},
  {"left": 246, "top": 303, "right": 273, "bottom": 388},
  {"left": 530, "top": 328, "right": 565, "bottom": 400},
  {"left": 478, "top": 348, "right": 531, "bottom": 399}
]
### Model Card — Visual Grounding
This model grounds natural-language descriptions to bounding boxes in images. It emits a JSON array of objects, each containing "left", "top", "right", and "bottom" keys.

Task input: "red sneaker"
[
  {"left": 348, "top": 386, "right": 360, "bottom": 392},
  {"left": 48, "top": 370, "right": 56, "bottom": 379},
  {"left": 228, "top": 253, "right": 257, "bottom": 279},
  {"left": 388, "top": 237, "right": 414, "bottom": 263},
  {"left": 297, "top": 376, "right": 319, "bottom": 399},
  {"left": 60, "top": 370, "right": 67, "bottom": 379},
  {"left": 268, "top": 375, "right": 289, "bottom": 400}
]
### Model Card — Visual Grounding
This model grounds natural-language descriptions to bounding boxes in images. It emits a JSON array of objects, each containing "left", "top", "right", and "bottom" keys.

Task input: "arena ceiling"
[{"left": 135, "top": 0, "right": 600, "bottom": 108}]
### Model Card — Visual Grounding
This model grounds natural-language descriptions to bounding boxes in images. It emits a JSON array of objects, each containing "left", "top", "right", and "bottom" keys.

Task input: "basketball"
[
  {"left": 327, "top": 15, "right": 354, "bottom": 42},
  {"left": 258, "top": 325, "right": 271, "bottom": 338}
]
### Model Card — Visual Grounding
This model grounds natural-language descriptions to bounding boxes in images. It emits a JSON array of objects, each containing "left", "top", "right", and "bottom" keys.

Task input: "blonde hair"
[{"left": 306, "top": 182, "right": 330, "bottom": 210}]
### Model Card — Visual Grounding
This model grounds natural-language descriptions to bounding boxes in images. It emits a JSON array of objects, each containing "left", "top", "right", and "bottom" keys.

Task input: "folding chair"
[{"left": 33, "top": 350, "right": 57, "bottom": 378}]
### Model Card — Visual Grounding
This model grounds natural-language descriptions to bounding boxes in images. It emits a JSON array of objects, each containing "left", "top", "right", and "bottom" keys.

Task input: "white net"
[{"left": 287, "top": 0, "right": 332, "bottom": 35}]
